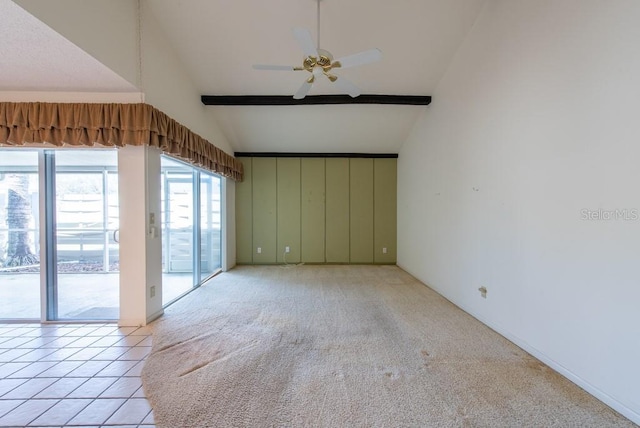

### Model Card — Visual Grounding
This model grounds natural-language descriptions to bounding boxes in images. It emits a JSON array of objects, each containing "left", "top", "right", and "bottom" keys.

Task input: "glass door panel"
[
  {"left": 200, "top": 173, "right": 222, "bottom": 281},
  {"left": 0, "top": 151, "right": 40, "bottom": 319},
  {"left": 54, "top": 150, "right": 119, "bottom": 320},
  {"left": 160, "top": 155, "right": 225, "bottom": 306},
  {"left": 107, "top": 171, "right": 120, "bottom": 272},
  {"left": 161, "top": 157, "right": 195, "bottom": 304}
]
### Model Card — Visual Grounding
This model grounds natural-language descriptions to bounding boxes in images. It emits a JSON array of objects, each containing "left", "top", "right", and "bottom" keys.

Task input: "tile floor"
[{"left": 0, "top": 323, "right": 155, "bottom": 427}]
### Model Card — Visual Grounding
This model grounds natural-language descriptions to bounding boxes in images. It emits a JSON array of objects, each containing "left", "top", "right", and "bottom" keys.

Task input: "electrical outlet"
[
  {"left": 150, "top": 285, "right": 156, "bottom": 298},
  {"left": 478, "top": 286, "right": 487, "bottom": 298},
  {"left": 257, "top": 247, "right": 262, "bottom": 254},
  {"left": 285, "top": 246, "right": 290, "bottom": 253},
  {"left": 382, "top": 247, "right": 388, "bottom": 254}
]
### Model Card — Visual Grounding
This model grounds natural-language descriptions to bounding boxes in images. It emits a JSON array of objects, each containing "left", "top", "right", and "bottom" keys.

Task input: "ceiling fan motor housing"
[{"left": 303, "top": 49, "right": 335, "bottom": 72}]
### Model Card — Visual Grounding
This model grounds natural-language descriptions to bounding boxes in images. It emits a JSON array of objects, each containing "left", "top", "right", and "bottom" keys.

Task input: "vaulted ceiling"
[
  {"left": 0, "top": 0, "right": 487, "bottom": 153},
  {"left": 0, "top": 0, "right": 136, "bottom": 92}
]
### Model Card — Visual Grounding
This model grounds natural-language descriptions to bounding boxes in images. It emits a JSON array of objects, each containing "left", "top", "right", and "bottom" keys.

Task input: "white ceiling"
[
  {"left": 145, "top": 0, "right": 486, "bottom": 153},
  {"left": 146, "top": 0, "right": 486, "bottom": 97},
  {"left": 1, "top": 0, "right": 487, "bottom": 153}
]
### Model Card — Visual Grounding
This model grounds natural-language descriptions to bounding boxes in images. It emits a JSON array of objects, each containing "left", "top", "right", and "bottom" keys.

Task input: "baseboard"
[
  {"left": 463, "top": 305, "right": 640, "bottom": 425},
  {"left": 396, "top": 263, "right": 640, "bottom": 425},
  {"left": 117, "top": 318, "right": 145, "bottom": 327},
  {"left": 146, "top": 309, "right": 164, "bottom": 325}
]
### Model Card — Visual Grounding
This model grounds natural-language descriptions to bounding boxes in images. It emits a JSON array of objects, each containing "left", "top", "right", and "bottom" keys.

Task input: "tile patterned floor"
[{"left": 0, "top": 323, "right": 154, "bottom": 427}]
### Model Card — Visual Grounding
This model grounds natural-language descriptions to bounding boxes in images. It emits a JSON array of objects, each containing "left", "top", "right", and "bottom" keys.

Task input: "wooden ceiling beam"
[{"left": 201, "top": 94, "right": 431, "bottom": 106}]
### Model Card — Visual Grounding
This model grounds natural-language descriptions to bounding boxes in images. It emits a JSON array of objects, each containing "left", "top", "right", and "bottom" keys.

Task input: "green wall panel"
[
  {"left": 301, "top": 158, "right": 325, "bottom": 262},
  {"left": 374, "top": 158, "right": 397, "bottom": 263},
  {"left": 236, "top": 156, "right": 396, "bottom": 266},
  {"left": 325, "top": 158, "right": 350, "bottom": 263},
  {"left": 349, "top": 158, "right": 374, "bottom": 263},
  {"left": 277, "top": 158, "right": 301, "bottom": 263},
  {"left": 235, "top": 157, "right": 253, "bottom": 263},
  {"left": 252, "top": 157, "right": 277, "bottom": 263}
]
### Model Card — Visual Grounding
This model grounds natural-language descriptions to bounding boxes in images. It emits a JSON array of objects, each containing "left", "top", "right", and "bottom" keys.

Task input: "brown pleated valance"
[{"left": 0, "top": 102, "right": 243, "bottom": 181}]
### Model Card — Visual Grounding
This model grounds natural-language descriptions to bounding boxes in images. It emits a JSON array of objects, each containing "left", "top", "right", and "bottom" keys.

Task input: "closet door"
[
  {"left": 374, "top": 158, "right": 397, "bottom": 264},
  {"left": 276, "top": 158, "right": 301, "bottom": 263},
  {"left": 252, "top": 157, "right": 277, "bottom": 263},
  {"left": 349, "top": 158, "right": 374, "bottom": 263},
  {"left": 235, "top": 158, "right": 253, "bottom": 263},
  {"left": 325, "top": 158, "right": 350, "bottom": 263},
  {"left": 301, "top": 158, "right": 325, "bottom": 263}
]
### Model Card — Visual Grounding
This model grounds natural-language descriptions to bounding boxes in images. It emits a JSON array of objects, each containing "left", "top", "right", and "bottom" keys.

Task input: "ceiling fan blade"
[
  {"left": 293, "top": 28, "right": 318, "bottom": 58},
  {"left": 332, "top": 75, "right": 361, "bottom": 98},
  {"left": 253, "top": 64, "right": 296, "bottom": 71},
  {"left": 293, "top": 79, "right": 313, "bottom": 100},
  {"left": 334, "top": 48, "right": 382, "bottom": 69}
]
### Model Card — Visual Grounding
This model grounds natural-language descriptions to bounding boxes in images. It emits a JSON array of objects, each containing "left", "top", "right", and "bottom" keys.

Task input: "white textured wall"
[
  {"left": 15, "top": 0, "right": 139, "bottom": 87},
  {"left": 0, "top": 92, "right": 142, "bottom": 103},
  {"left": 398, "top": 0, "right": 640, "bottom": 423}
]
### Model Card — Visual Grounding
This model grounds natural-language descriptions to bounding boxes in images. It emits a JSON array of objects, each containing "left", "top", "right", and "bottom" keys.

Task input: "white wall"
[
  {"left": 138, "top": 3, "right": 233, "bottom": 155},
  {"left": 15, "top": 0, "right": 139, "bottom": 87},
  {"left": 117, "top": 145, "right": 163, "bottom": 326},
  {"left": 398, "top": 0, "right": 640, "bottom": 423},
  {"left": 0, "top": 92, "right": 142, "bottom": 103}
]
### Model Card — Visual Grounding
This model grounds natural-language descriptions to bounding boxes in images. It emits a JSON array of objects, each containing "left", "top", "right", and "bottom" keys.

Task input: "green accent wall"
[
  {"left": 277, "top": 158, "right": 301, "bottom": 263},
  {"left": 349, "top": 158, "right": 374, "bottom": 263},
  {"left": 374, "top": 158, "right": 397, "bottom": 263},
  {"left": 252, "top": 157, "right": 277, "bottom": 263},
  {"left": 325, "top": 158, "right": 350, "bottom": 263},
  {"left": 236, "top": 157, "right": 253, "bottom": 263},
  {"left": 235, "top": 156, "right": 396, "bottom": 264},
  {"left": 301, "top": 158, "right": 325, "bottom": 262}
]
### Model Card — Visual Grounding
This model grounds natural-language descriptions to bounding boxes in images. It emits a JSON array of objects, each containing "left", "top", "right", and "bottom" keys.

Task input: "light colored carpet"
[{"left": 142, "top": 265, "right": 634, "bottom": 427}]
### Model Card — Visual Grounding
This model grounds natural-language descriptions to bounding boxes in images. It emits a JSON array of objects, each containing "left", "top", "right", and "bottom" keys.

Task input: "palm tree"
[{"left": 2, "top": 173, "right": 39, "bottom": 267}]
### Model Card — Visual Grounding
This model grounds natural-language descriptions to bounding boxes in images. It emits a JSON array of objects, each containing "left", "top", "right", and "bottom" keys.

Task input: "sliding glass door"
[
  {"left": 54, "top": 150, "right": 119, "bottom": 320},
  {"left": 161, "top": 156, "right": 222, "bottom": 305},
  {"left": 162, "top": 162, "right": 195, "bottom": 303},
  {"left": 1, "top": 149, "right": 223, "bottom": 320},
  {"left": 0, "top": 151, "right": 41, "bottom": 319},
  {"left": 200, "top": 173, "right": 222, "bottom": 281},
  {"left": 0, "top": 149, "right": 119, "bottom": 321}
]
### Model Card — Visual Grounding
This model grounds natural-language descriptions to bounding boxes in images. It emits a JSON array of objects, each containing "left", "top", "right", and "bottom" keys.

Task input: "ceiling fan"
[{"left": 252, "top": 0, "right": 382, "bottom": 100}]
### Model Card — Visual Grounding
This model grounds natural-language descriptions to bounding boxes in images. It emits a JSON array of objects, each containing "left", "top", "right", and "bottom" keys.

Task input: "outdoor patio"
[{"left": 0, "top": 272, "right": 195, "bottom": 320}]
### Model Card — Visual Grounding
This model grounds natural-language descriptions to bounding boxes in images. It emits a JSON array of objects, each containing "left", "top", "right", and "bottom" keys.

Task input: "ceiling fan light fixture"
[
  {"left": 252, "top": 1, "right": 382, "bottom": 99},
  {"left": 312, "top": 66, "right": 324, "bottom": 78}
]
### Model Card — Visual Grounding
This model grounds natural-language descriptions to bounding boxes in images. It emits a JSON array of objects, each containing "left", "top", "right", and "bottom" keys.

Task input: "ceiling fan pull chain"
[{"left": 317, "top": 0, "right": 321, "bottom": 51}]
